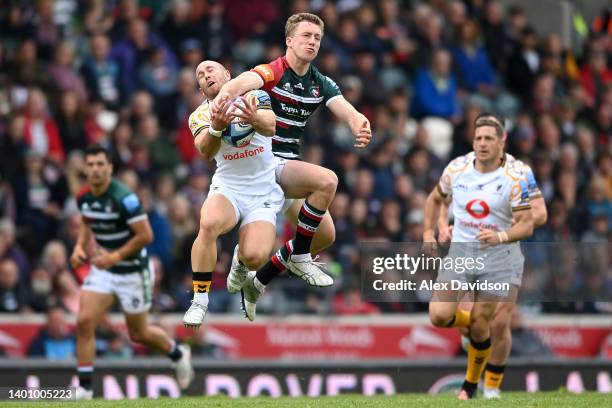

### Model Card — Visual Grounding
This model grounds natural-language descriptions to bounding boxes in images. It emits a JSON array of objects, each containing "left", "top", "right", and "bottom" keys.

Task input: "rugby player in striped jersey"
[
  {"left": 212, "top": 13, "right": 372, "bottom": 317},
  {"left": 71, "top": 145, "right": 193, "bottom": 399}
]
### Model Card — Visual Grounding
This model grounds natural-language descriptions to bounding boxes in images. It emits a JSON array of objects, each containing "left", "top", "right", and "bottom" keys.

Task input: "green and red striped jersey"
[{"left": 251, "top": 56, "right": 342, "bottom": 160}]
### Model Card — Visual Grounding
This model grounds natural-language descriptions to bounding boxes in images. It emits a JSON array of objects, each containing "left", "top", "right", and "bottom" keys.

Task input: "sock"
[
  {"left": 253, "top": 276, "right": 266, "bottom": 293},
  {"left": 77, "top": 364, "right": 94, "bottom": 390},
  {"left": 167, "top": 339, "right": 183, "bottom": 362},
  {"left": 255, "top": 249, "right": 288, "bottom": 285},
  {"left": 461, "top": 379, "right": 478, "bottom": 398},
  {"left": 484, "top": 363, "right": 505, "bottom": 390},
  {"left": 446, "top": 308, "right": 471, "bottom": 328},
  {"left": 293, "top": 201, "right": 325, "bottom": 255},
  {"left": 466, "top": 337, "right": 492, "bottom": 384},
  {"left": 277, "top": 240, "right": 293, "bottom": 265},
  {"left": 193, "top": 271, "right": 212, "bottom": 304}
]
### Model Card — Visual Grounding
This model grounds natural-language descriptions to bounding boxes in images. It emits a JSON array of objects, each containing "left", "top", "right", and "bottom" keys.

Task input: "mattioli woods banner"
[{"left": 0, "top": 315, "right": 610, "bottom": 359}]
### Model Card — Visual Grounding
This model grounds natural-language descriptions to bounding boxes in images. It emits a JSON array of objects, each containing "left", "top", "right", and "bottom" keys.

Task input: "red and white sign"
[{"left": 0, "top": 316, "right": 609, "bottom": 359}]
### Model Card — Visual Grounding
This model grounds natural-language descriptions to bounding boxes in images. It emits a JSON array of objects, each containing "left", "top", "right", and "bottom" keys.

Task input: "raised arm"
[
  {"left": 327, "top": 96, "right": 372, "bottom": 148},
  {"left": 216, "top": 72, "right": 264, "bottom": 106}
]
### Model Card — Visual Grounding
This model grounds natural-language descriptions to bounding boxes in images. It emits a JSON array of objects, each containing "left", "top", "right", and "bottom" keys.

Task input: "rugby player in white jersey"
[
  {"left": 436, "top": 113, "right": 548, "bottom": 399},
  {"left": 423, "top": 115, "right": 534, "bottom": 400},
  {"left": 182, "top": 60, "right": 281, "bottom": 327}
]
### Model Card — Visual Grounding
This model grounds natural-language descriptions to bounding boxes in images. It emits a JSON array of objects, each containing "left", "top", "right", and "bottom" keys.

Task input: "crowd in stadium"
[{"left": 0, "top": 0, "right": 610, "bottom": 340}]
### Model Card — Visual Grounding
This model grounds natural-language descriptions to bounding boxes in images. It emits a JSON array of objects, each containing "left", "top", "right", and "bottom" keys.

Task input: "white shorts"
[
  {"left": 82, "top": 264, "right": 154, "bottom": 314},
  {"left": 436, "top": 243, "right": 524, "bottom": 294},
  {"left": 209, "top": 183, "right": 285, "bottom": 228},
  {"left": 275, "top": 157, "right": 294, "bottom": 214}
]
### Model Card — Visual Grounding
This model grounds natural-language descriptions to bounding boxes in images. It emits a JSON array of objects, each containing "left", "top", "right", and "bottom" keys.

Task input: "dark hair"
[
  {"left": 474, "top": 112, "right": 505, "bottom": 137},
  {"left": 84, "top": 144, "right": 112, "bottom": 162}
]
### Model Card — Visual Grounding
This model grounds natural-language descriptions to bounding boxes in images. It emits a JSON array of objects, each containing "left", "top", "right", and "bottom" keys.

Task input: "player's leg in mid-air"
[
  {"left": 115, "top": 263, "right": 193, "bottom": 390},
  {"left": 184, "top": 193, "right": 238, "bottom": 327},
  {"left": 232, "top": 160, "right": 337, "bottom": 291},
  {"left": 227, "top": 188, "right": 284, "bottom": 321},
  {"left": 123, "top": 310, "right": 193, "bottom": 389},
  {"left": 236, "top": 220, "right": 277, "bottom": 321}
]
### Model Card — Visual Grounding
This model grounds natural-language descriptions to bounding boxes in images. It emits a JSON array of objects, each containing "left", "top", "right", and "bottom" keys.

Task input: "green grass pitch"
[{"left": 6, "top": 391, "right": 609, "bottom": 408}]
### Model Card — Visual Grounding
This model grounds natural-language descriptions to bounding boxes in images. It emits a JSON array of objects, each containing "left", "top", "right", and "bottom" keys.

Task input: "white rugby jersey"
[
  {"left": 189, "top": 90, "right": 279, "bottom": 195},
  {"left": 438, "top": 153, "right": 531, "bottom": 243},
  {"left": 466, "top": 152, "right": 542, "bottom": 199}
]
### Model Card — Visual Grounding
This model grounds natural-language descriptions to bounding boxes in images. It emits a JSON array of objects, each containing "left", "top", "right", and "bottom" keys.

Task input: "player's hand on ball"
[
  {"left": 477, "top": 227, "right": 499, "bottom": 248},
  {"left": 211, "top": 92, "right": 230, "bottom": 116},
  {"left": 232, "top": 95, "right": 257, "bottom": 125},
  {"left": 92, "top": 247, "right": 121, "bottom": 269},
  {"left": 70, "top": 245, "right": 88, "bottom": 268},
  {"left": 353, "top": 118, "right": 372, "bottom": 148},
  {"left": 210, "top": 98, "right": 234, "bottom": 131}
]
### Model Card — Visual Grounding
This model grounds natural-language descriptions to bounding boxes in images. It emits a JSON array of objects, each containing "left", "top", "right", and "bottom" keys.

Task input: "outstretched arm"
[
  {"left": 215, "top": 72, "right": 264, "bottom": 109},
  {"left": 327, "top": 96, "right": 372, "bottom": 148}
]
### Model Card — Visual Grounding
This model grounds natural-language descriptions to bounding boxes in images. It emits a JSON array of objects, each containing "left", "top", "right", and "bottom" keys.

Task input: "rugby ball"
[{"left": 221, "top": 97, "right": 256, "bottom": 148}]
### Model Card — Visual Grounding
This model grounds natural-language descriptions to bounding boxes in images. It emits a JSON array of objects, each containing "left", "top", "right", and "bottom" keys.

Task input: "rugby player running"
[
  {"left": 423, "top": 115, "right": 534, "bottom": 400},
  {"left": 437, "top": 113, "right": 547, "bottom": 399},
  {"left": 71, "top": 145, "right": 193, "bottom": 399},
  {"left": 212, "top": 13, "right": 372, "bottom": 319}
]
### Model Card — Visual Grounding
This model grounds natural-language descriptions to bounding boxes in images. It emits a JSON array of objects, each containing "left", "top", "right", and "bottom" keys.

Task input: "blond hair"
[{"left": 285, "top": 13, "right": 324, "bottom": 37}]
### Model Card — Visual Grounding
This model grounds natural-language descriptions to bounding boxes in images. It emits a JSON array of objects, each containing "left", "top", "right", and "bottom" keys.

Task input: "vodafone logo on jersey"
[
  {"left": 465, "top": 199, "right": 490, "bottom": 219},
  {"left": 223, "top": 146, "right": 265, "bottom": 161}
]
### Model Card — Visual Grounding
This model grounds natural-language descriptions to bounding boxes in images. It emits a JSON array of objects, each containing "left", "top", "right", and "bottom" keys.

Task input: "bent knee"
[
  {"left": 320, "top": 170, "right": 338, "bottom": 195},
  {"left": 429, "top": 308, "right": 454, "bottom": 327},
  {"left": 239, "top": 250, "right": 269, "bottom": 270},
  {"left": 198, "top": 220, "right": 221, "bottom": 242},
  {"left": 491, "top": 313, "right": 511, "bottom": 338}
]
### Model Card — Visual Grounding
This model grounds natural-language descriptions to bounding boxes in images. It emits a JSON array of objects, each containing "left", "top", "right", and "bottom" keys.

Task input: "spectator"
[
  {"left": 579, "top": 50, "right": 612, "bottom": 108},
  {"left": 80, "top": 34, "right": 121, "bottom": 107},
  {"left": 507, "top": 27, "right": 540, "bottom": 103},
  {"left": 138, "top": 46, "right": 178, "bottom": 98},
  {"left": 12, "top": 151, "right": 68, "bottom": 252},
  {"left": 0, "top": 218, "right": 29, "bottom": 279},
  {"left": 55, "top": 91, "right": 87, "bottom": 154},
  {"left": 0, "top": 259, "right": 28, "bottom": 313},
  {"left": 22, "top": 89, "right": 65, "bottom": 163},
  {"left": 480, "top": 0, "right": 511, "bottom": 75},
  {"left": 27, "top": 265, "right": 54, "bottom": 312},
  {"left": 48, "top": 42, "right": 88, "bottom": 102},
  {"left": 27, "top": 306, "right": 76, "bottom": 359},
  {"left": 411, "top": 48, "right": 460, "bottom": 121},
  {"left": 110, "top": 19, "right": 178, "bottom": 98},
  {"left": 333, "top": 287, "right": 380, "bottom": 315},
  {"left": 138, "top": 114, "right": 180, "bottom": 176},
  {"left": 451, "top": 20, "right": 496, "bottom": 95}
]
